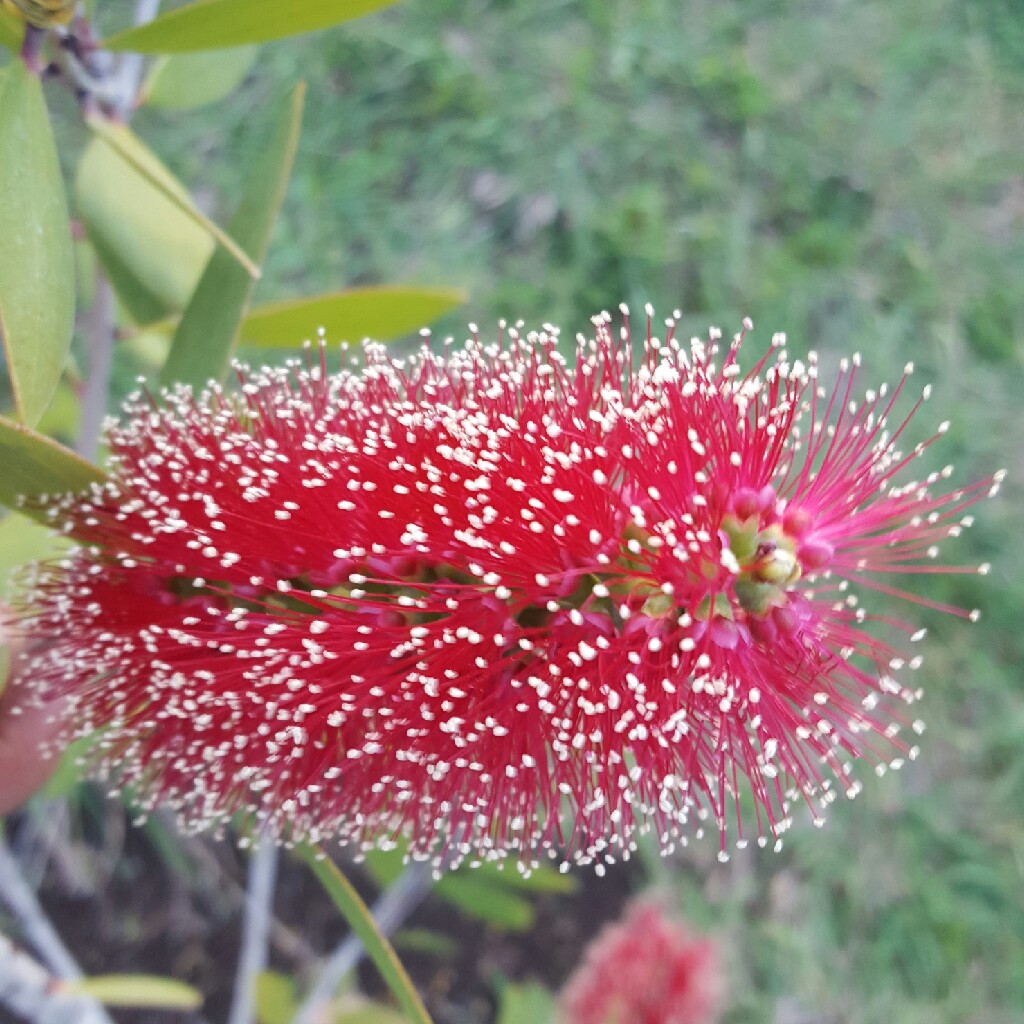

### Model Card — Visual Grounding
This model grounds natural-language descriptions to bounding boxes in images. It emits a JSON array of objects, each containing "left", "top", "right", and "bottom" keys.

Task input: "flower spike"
[{"left": 15, "top": 312, "right": 1001, "bottom": 871}]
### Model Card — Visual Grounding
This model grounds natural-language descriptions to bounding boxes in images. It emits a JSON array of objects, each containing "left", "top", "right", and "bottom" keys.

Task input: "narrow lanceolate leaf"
[
  {"left": 0, "top": 6, "right": 23, "bottom": 50},
  {"left": 140, "top": 46, "right": 258, "bottom": 110},
  {"left": 143, "top": 286, "right": 466, "bottom": 346},
  {"left": 161, "top": 83, "right": 305, "bottom": 389},
  {"left": 0, "top": 417, "right": 105, "bottom": 521},
  {"left": 86, "top": 118, "right": 260, "bottom": 279},
  {"left": 434, "top": 872, "right": 534, "bottom": 931},
  {"left": 76, "top": 135, "right": 214, "bottom": 322},
  {"left": 235, "top": 286, "right": 466, "bottom": 346},
  {"left": 300, "top": 848, "right": 433, "bottom": 1024},
  {"left": 0, "top": 63, "right": 75, "bottom": 427},
  {"left": 103, "top": 0, "right": 398, "bottom": 53},
  {"left": 63, "top": 975, "right": 202, "bottom": 1011}
]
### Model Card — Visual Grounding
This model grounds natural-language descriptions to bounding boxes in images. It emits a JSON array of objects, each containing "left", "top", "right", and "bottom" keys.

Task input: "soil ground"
[{"left": 2, "top": 794, "right": 642, "bottom": 1024}]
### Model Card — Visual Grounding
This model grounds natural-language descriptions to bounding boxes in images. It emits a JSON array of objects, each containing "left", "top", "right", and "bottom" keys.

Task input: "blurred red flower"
[
  {"left": 16, "top": 310, "right": 1001, "bottom": 867},
  {"left": 0, "top": 615, "right": 64, "bottom": 814},
  {"left": 558, "top": 899, "right": 721, "bottom": 1024}
]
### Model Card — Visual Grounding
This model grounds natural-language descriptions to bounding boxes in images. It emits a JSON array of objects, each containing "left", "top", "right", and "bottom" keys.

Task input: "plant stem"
[
  {"left": 226, "top": 840, "right": 279, "bottom": 1024},
  {"left": 76, "top": 0, "right": 161, "bottom": 459},
  {"left": 76, "top": 274, "right": 116, "bottom": 460},
  {"left": 297, "top": 846, "right": 434, "bottom": 1024},
  {"left": 0, "top": 835, "right": 118, "bottom": 1024},
  {"left": 0, "top": 834, "right": 82, "bottom": 980},
  {"left": 0, "top": 932, "right": 111, "bottom": 1024},
  {"left": 114, "top": 0, "right": 161, "bottom": 117}
]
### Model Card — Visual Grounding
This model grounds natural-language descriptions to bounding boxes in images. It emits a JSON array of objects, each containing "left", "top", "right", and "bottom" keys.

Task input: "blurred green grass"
[{"left": 87, "top": 0, "right": 1024, "bottom": 1020}]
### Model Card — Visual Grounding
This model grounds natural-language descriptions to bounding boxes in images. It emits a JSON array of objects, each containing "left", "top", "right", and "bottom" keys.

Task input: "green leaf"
[
  {"left": 237, "top": 287, "right": 466, "bottom": 347},
  {"left": 63, "top": 975, "right": 203, "bottom": 1010},
  {"left": 362, "top": 847, "right": 405, "bottom": 887},
  {"left": 161, "top": 82, "right": 305, "bottom": 389},
  {"left": 0, "top": 511, "right": 70, "bottom": 600},
  {"left": 0, "top": 7, "right": 23, "bottom": 51},
  {"left": 298, "top": 846, "right": 433, "bottom": 1024},
  {"left": 255, "top": 971, "right": 298, "bottom": 1024},
  {"left": 0, "top": 63, "right": 75, "bottom": 427},
  {"left": 463, "top": 859, "right": 577, "bottom": 896},
  {"left": 141, "top": 46, "right": 258, "bottom": 109},
  {"left": 0, "top": 416, "right": 106, "bottom": 522},
  {"left": 104, "top": 0, "right": 399, "bottom": 53},
  {"left": 362, "top": 850, "right": 569, "bottom": 933},
  {"left": 495, "top": 981, "right": 556, "bottom": 1024},
  {"left": 86, "top": 118, "right": 260, "bottom": 278},
  {"left": 140, "top": 286, "right": 466, "bottom": 347},
  {"left": 392, "top": 928, "right": 458, "bottom": 960},
  {"left": 434, "top": 872, "right": 535, "bottom": 932},
  {"left": 75, "top": 135, "right": 214, "bottom": 321}
]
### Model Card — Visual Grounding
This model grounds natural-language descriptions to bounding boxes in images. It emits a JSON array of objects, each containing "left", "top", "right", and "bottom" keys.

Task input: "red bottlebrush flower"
[
  {"left": 558, "top": 899, "right": 721, "bottom": 1024},
  {"left": 15, "top": 310, "right": 1001, "bottom": 869}
]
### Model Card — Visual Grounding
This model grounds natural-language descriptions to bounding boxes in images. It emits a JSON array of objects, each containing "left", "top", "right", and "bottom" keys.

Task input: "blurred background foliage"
[{"left": 0, "top": 0, "right": 1021, "bottom": 1022}]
